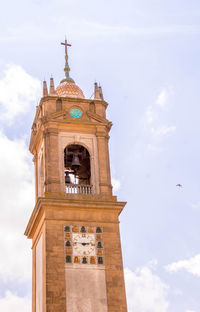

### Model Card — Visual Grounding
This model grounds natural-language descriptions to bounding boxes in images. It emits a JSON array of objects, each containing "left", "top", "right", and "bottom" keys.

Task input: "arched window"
[
  {"left": 89, "top": 102, "right": 96, "bottom": 113},
  {"left": 64, "top": 144, "right": 92, "bottom": 194},
  {"left": 56, "top": 98, "right": 62, "bottom": 111}
]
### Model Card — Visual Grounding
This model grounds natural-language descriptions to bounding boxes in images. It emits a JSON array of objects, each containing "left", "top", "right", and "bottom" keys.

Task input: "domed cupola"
[
  {"left": 56, "top": 81, "right": 84, "bottom": 99},
  {"left": 55, "top": 39, "right": 85, "bottom": 99}
]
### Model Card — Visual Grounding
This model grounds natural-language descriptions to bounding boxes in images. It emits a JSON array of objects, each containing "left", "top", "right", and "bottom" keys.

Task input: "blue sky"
[{"left": 0, "top": 0, "right": 200, "bottom": 311}]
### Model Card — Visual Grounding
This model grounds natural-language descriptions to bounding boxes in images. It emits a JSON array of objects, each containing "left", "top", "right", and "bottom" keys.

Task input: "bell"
[
  {"left": 82, "top": 257, "right": 87, "bottom": 264},
  {"left": 71, "top": 153, "right": 81, "bottom": 171},
  {"left": 97, "top": 241, "right": 102, "bottom": 248},
  {"left": 66, "top": 256, "right": 71, "bottom": 263},
  {"left": 98, "top": 257, "right": 103, "bottom": 264}
]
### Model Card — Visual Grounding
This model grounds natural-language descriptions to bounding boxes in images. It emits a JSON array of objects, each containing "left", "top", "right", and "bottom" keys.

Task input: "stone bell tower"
[{"left": 25, "top": 40, "right": 127, "bottom": 312}]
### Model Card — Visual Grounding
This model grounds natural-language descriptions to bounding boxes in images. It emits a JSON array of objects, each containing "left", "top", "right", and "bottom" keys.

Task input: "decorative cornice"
[{"left": 24, "top": 196, "right": 126, "bottom": 238}]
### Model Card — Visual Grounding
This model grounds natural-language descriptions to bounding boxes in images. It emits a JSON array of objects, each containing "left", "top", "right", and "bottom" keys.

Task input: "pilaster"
[
  {"left": 43, "top": 128, "right": 61, "bottom": 194},
  {"left": 96, "top": 127, "right": 112, "bottom": 195}
]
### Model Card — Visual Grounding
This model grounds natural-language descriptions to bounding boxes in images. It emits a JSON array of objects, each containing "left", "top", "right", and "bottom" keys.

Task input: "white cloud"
[
  {"left": 165, "top": 254, "right": 200, "bottom": 277},
  {"left": 146, "top": 105, "right": 156, "bottom": 124},
  {"left": 186, "top": 310, "right": 198, "bottom": 312},
  {"left": 143, "top": 88, "right": 176, "bottom": 153},
  {"left": 145, "top": 89, "right": 175, "bottom": 137},
  {"left": 144, "top": 88, "right": 176, "bottom": 152},
  {"left": 2, "top": 19, "right": 200, "bottom": 43},
  {"left": 0, "top": 23, "right": 58, "bottom": 43},
  {"left": 84, "top": 21, "right": 200, "bottom": 37},
  {"left": 0, "top": 130, "right": 34, "bottom": 282},
  {"left": 151, "top": 125, "right": 176, "bottom": 136},
  {"left": 148, "top": 259, "right": 158, "bottom": 269},
  {"left": 191, "top": 202, "right": 200, "bottom": 211},
  {"left": 125, "top": 265, "right": 169, "bottom": 312},
  {"left": 0, "top": 291, "right": 31, "bottom": 312},
  {"left": 112, "top": 177, "right": 121, "bottom": 192},
  {"left": 156, "top": 89, "right": 168, "bottom": 107},
  {"left": 0, "top": 64, "right": 41, "bottom": 123}
]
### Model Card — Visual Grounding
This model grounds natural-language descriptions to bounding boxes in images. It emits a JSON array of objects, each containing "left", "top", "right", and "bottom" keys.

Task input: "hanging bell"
[{"left": 71, "top": 153, "right": 81, "bottom": 171}]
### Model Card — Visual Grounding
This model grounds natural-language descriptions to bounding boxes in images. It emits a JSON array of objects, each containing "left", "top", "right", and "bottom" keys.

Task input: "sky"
[{"left": 0, "top": 0, "right": 200, "bottom": 311}]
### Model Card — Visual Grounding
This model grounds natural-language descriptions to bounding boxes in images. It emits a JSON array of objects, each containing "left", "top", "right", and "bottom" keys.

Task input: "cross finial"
[
  {"left": 60, "top": 38, "right": 74, "bottom": 82},
  {"left": 61, "top": 39, "right": 71, "bottom": 57}
]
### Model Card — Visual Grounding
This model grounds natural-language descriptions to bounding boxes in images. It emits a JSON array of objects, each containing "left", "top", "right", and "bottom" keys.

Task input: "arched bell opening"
[{"left": 64, "top": 144, "right": 92, "bottom": 194}]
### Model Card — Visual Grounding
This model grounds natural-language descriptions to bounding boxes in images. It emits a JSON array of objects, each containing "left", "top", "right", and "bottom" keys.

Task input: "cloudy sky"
[{"left": 0, "top": 0, "right": 200, "bottom": 311}]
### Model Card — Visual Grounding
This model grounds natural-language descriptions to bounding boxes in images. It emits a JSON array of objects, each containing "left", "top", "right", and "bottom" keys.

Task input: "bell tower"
[{"left": 25, "top": 40, "right": 127, "bottom": 312}]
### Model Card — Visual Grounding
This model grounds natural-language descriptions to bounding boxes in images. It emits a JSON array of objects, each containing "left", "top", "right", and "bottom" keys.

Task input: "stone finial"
[
  {"left": 49, "top": 77, "right": 55, "bottom": 95},
  {"left": 94, "top": 82, "right": 104, "bottom": 100},
  {"left": 43, "top": 80, "right": 48, "bottom": 97},
  {"left": 99, "top": 85, "right": 104, "bottom": 100},
  {"left": 94, "top": 82, "right": 101, "bottom": 100}
]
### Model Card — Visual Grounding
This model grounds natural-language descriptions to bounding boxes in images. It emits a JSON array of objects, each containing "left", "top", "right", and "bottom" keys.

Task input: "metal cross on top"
[
  {"left": 61, "top": 39, "right": 71, "bottom": 56},
  {"left": 60, "top": 39, "right": 73, "bottom": 81}
]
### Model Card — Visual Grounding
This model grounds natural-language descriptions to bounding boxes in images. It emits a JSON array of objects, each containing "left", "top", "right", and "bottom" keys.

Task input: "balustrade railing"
[{"left": 66, "top": 184, "right": 93, "bottom": 194}]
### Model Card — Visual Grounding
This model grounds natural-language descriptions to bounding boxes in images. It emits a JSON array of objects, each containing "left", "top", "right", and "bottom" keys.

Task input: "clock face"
[
  {"left": 72, "top": 233, "right": 96, "bottom": 256},
  {"left": 64, "top": 225, "right": 104, "bottom": 265},
  {"left": 70, "top": 108, "right": 82, "bottom": 118}
]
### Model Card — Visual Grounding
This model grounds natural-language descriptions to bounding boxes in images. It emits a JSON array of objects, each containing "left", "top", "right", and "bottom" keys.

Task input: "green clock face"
[{"left": 70, "top": 108, "right": 82, "bottom": 118}]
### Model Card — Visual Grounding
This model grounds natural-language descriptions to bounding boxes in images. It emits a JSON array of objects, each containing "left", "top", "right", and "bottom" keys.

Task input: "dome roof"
[{"left": 56, "top": 81, "right": 85, "bottom": 99}]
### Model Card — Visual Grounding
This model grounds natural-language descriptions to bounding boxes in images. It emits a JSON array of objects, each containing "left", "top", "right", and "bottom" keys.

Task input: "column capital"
[{"left": 43, "top": 128, "right": 59, "bottom": 137}]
